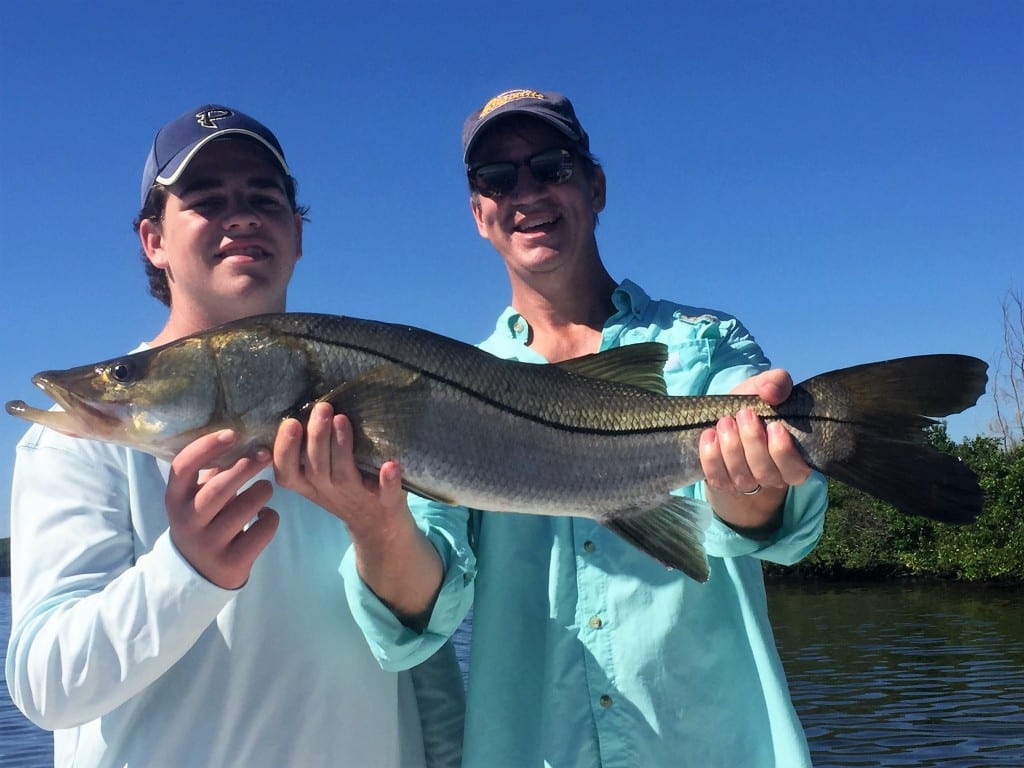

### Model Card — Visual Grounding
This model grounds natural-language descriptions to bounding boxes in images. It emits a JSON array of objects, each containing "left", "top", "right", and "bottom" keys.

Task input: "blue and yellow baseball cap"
[{"left": 462, "top": 89, "right": 591, "bottom": 165}]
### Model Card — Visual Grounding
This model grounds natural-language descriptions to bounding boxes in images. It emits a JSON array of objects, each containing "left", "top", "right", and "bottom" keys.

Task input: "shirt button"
[
  {"left": 513, "top": 321, "right": 524, "bottom": 333},
  {"left": 589, "top": 615, "right": 603, "bottom": 629},
  {"left": 583, "top": 540, "right": 595, "bottom": 552},
  {"left": 599, "top": 695, "right": 613, "bottom": 708}
]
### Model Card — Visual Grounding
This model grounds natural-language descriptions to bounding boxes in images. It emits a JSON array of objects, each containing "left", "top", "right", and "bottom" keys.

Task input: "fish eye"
[{"left": 109, "top": 362, "right": 136, "bottom": 383}]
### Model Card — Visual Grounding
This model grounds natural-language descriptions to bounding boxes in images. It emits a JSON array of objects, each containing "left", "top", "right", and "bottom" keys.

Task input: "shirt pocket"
[{"left": 661, "top": 339, "right": 714, "bottom": 396}]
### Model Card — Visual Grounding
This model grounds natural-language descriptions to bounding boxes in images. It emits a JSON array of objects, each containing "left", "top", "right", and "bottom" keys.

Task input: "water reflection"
[
  {"left": 769, "top": 581, "right": 1024, "bottom": 767},
  {"left": 3, "top": 578, "right": 1022, "bottom": 767}
]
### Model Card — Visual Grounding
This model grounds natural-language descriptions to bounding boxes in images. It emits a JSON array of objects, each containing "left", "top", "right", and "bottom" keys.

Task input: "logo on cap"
[
  {"left": 195, "top": 108, "right": 234, "bottom": 129},
  {"left": 479, "top": 89, "right": 546, "bottom": 118}
]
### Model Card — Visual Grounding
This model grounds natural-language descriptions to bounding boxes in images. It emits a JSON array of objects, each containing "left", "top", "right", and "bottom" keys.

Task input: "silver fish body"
[{"left": 6, "top": 313, "right": 989, "bottom": 582}]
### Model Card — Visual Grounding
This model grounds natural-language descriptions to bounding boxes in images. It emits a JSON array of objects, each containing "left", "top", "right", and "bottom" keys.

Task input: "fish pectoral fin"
[
  {"left": 319, "top": 364, "right": 428, "bottom": 458},
  {"left": 601, "top": 496, "right": 711, "bottom": 582},
  {"left": 323, "top": 368, "right": 457, "bottom": 505},
  {"left": 555, "top": 343, "right": 669, "bottom": 395}
]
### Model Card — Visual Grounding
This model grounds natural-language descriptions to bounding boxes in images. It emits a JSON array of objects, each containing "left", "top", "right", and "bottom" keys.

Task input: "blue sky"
[{"left": 1, "top": 1, "right": 1020, "bottom": 537}]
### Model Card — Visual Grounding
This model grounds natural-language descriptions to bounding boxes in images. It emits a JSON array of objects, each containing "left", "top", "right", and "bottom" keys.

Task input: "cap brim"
[
  {"left": 463, "top": 111, "right": 583, "bottom": 165},
  {"left": 155, "top": 129, "right": 290, "bottom": 187}
]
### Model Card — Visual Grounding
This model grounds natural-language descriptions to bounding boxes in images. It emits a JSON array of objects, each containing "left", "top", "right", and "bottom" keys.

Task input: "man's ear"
[
  {"left": 590, "top": 165, "right": 607, "bottom": 215},
  {"left": 471, "top": 197, "right": 489, "bottom": 239},
  {"left": 139, "top": 218, "right": 168, "bottom": 269}
]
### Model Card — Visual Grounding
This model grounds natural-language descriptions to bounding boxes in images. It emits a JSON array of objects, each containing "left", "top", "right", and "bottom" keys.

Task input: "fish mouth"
[{"left": 5, "top": 373, "right": 127, "bottom": 438}]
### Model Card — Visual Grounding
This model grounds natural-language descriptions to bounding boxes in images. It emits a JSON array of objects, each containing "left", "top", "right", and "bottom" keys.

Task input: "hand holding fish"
[
  {"left": 273, "top": 402, "right": 407, "bottom": 525},
  {"left": 701, "top": 369, "right": 814, "bottom": 534},
  {"left": 274, "top": 401, "right": 444, "bottom": 628},
  {"left": 166, "top": 429, "right": 280, "bottom": 590}
]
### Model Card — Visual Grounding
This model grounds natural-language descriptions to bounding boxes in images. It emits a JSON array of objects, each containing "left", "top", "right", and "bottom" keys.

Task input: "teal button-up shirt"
[{"left": 359, "top": 280, "right": 828, "bottom": 767}]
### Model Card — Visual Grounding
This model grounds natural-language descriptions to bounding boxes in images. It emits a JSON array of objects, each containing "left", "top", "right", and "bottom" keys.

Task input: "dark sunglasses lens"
[
  {"left": 473, "top": 163, "right": 517, "bottom": 198},
  {"left": 529, "top": 149, "right": 574, "bottom": 184},
  {"left": 471, "top": 149, "right": 575, "bottom": 198}
]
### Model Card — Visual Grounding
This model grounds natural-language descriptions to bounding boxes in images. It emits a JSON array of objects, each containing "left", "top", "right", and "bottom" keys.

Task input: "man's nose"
[
  {"left": 510, "top": 164, "right": 544, "bottom": 201},
  {"left": 223, "top": 195, "right": 260, "bottom": 229}
]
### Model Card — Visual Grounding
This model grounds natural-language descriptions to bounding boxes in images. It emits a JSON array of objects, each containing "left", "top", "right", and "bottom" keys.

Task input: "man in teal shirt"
[{"left": 443, "top": 89, "right": 826, "bottom": 767}]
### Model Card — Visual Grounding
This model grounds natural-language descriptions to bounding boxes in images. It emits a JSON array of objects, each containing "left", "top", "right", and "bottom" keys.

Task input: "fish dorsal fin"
[{"left": 555, "top": 342, "right": 669, "bottom": 395}]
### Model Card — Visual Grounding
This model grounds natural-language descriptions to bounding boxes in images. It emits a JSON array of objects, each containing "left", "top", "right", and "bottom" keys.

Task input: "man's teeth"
[
  {"left": 220, "top": 246, "right": 266, "bottom": 258},
  {"left": 520, "top": 217, "right": 557, "bottom": 231}
]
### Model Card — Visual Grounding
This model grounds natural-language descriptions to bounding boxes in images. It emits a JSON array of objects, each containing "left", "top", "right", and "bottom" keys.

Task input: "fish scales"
[
  {"left": 270, "top": 314, "right": 710, "bottom": 431},
  {"left": 239, "top": 317, "right": 821, "bottom": 516},
  {"left": 234, "top": 316, "right": 709, "bottom": 516}
]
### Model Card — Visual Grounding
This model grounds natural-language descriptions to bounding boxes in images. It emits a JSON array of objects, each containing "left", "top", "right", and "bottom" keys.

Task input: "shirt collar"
[
  {"left": 494, "top": 278, "right": 652, "bottom": 343},
  {"left": 610, "top": 278, "right": 651, "bottom": 320},
  {"left": 493, "top": 307, "right": 532, "bottom": 343}
]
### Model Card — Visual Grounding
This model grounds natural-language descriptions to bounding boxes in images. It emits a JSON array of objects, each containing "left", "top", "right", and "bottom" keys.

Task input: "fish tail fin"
[
  {"left": 793, "top": 354, "right": 988, "bottom": 524},
  {"left": 602, "top": 496, "right": 711, "bottom": 582}
]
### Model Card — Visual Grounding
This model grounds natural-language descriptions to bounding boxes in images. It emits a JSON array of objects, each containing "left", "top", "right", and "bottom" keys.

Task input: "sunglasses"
[{"left": 468, "top": 148, "right": 575, "bottom": 199}]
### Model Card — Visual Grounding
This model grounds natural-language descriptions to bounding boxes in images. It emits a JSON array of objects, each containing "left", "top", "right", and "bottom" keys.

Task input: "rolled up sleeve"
[
  {"left": 698, "top": 472, "right": 827, "bottom": 564},
  {"left": 341, "top": 496, "right": 475, "bottom": 671}
]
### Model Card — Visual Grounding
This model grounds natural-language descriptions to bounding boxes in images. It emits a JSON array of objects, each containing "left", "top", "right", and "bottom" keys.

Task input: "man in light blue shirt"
[{"left": 414, "top": 89, "right": 827, "bottom": 767}]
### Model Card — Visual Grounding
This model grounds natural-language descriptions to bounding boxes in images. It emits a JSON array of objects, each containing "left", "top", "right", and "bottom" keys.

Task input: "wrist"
[{"left": 707, "top": 483, "right": 786, "bottom": 539}]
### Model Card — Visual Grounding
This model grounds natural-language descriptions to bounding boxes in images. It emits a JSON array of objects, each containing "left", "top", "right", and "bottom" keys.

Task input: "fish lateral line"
[
  {"left": 353, "top": 361, "right": 732, "bottom": 438},
  {"left": 274, "top": 333, "right": 698, "bottom": 436}
]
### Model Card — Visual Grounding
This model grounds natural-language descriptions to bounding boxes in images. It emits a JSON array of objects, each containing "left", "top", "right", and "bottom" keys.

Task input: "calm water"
[
  {"left": 3, "top": 577, "right": 1022, "bottom": 767},
  {"left": 768, "top": 580, "right": 1024, "bottom": 767},
  {"left": 2, "top": 577, "right": 54, "bottom": 768}
]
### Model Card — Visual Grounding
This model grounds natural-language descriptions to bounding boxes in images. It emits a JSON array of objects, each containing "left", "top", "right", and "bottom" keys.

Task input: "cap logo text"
[
  {"left": 479, "top": 89, "right": 546, "bottom": 118},
  {"left": 195, "top": 108, "right": 234, "bottom": 129}
]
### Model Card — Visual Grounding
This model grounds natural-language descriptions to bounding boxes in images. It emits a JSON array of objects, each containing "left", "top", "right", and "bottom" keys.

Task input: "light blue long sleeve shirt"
[
  {"left": 6, "top": 345, "right": 468, "bottom": 767},
  {"left": 392, "top": 280, "right": 828, "bottom": 768}
]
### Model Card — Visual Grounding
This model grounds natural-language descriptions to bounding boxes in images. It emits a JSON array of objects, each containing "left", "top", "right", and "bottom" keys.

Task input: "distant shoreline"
[{"left": 2, "top": 536, "right": 1019, "bottom": 584}]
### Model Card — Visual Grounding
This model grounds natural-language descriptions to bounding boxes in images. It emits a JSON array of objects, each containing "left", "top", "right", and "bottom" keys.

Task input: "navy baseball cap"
[
  {"left": 140, "top": 104, "right": 289, "bottom": 206},
  {"left": 462, "top": 89, "right": 591, "bottom": 165}
]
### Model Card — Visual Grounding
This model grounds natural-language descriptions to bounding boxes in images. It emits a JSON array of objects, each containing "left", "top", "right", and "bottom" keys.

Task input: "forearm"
[
  {"left": 701, "top": 471, "right": 828, "bottom": 561},
  {"left": 706, "top": 484, "right": 786, "bottom": 539},
  {"left": 8, "top": 532, "right": 229, "bottom": 729},
  {"left": 342, "top": 497, "right": 475, "bottom": 671},
  {"left": 350, "top": 510, "right": 445, "bottom": 632}
]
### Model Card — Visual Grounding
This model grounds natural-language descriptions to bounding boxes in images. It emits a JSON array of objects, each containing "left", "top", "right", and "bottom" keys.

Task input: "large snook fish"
[{"left": 7, "top": 313, "right": 988, "bottom": 582}]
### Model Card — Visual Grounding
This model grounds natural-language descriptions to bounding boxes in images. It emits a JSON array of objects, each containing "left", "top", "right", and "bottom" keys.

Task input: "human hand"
[
  {"left": 272, "top": 401, "right": 409, "bottom": 538},
  {"left": 700, "top": 369, "right": 812, "bottom": 531},
  {"left": 273, "top": 402, "right": 444, "bottom": 626},
  {"left": 166, "top": 430, "right": 280, "bottom": 590}
]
